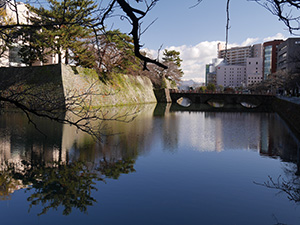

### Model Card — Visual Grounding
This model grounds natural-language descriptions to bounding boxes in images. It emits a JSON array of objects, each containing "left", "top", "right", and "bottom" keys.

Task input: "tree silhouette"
[
  {"left": 250, "top": 0, "right": 300, "bottom": 34},
  {"left": 11, "top": 161, "right": 102, "bottom": 216},
  {"left": 0, "top": 0, "right": 300, "bottom": 137},
  {"left": 254, "top": 162, "right": 300, "bottom": 204}
]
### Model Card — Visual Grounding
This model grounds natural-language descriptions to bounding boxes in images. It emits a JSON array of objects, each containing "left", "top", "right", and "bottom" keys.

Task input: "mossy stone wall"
[
  {"left": 0, "top": 64, "right": 157, "bottom": 108},
  {"left": 60, "top": 64, "right": 157, "bottom": 107}
]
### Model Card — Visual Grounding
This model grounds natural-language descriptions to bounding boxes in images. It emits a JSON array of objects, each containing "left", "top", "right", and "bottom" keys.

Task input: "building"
[
  {"left": 277, "top": 37, "right": 300, "bottom": 73},
  {"left": 215, "top": 43, "right": 263, "bottom": 88},
  {"left": 262, "top": 40, "right": 283, "bottom": 80},
  {"left": 0, "top": 1, "right": 60, "bottom": 67},
  {"left": 218, "top": 43, "right": 262, "bottom": 66},
  {"left": 216, "top": 60, "right": 247, "bottom": 88},
  {"left": 205, "top": 58, "right": 222, "bottom": 86},
  {"left": 0, "top": 1, "right": 30, "bottom": 67},
  {"left": 246, "top": 57, "right": 263, "bottom": 86}
]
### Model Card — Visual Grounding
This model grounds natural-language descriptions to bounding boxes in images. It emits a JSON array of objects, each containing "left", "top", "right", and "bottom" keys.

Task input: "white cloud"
[
  {"left": 263, "top": 32, "right": 286, "bottom": 42},
  {"left": 241, "top": 37, "right": 260, "bottom": 46},
  {"left": 144, "top": 42, "right": 221, "bottom": 83},
  {"left": 144, "top": 33, "right": 288, "bottom": 83},
  {"left": 166, "top": 41, "right": 221, "bottom": 83}
]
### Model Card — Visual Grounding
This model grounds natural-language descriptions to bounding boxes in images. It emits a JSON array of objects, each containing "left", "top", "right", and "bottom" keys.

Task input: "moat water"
[{"left": 0, "top": 104, "right": 300, "bottom": 225}]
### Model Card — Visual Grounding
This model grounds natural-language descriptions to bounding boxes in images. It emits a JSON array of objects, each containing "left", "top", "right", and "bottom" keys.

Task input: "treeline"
[{"left": 0, "top": 0, "right": 183, "bottom": 88}]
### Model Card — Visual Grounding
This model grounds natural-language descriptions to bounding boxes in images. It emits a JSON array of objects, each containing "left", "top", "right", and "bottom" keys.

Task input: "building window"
[
  {"left": 9, "top": 46, "right": 23, "bottom": 64},
  {"left": 264, "top": 45, "right": 272, "bottom": 79}
]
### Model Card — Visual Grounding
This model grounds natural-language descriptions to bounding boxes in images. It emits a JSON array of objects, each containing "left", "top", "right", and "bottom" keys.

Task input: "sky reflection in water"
[{"left": 0, "top": 104, "right": 300, "bottom": 225}]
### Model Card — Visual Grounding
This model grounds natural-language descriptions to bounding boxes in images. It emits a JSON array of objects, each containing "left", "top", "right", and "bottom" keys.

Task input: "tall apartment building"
[
  {"left": 262, "top": 40, "right": 283, "bottom": 79},
  {"left": 211, "top": 38, "right": 298, "bottom": 88},
  {"left": 217, "top": 43, "right": 262, "bottom": 65},
  {"left": 277, "top": 38, "right": 300, "bottom": 73},
  {"left": 216, "top": 61, "right": 247, "bottom": 88},
  {"left": 215, "top": 43, "right": 263, "bottom": 88}
]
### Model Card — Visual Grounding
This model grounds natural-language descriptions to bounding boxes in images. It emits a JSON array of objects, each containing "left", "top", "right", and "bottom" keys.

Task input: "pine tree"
[
  {"left": 22, "top": 0, "right": 97, "bottom": 66},
  {"left": 162, "top": 49, "right": 184, "bottom": 83}
]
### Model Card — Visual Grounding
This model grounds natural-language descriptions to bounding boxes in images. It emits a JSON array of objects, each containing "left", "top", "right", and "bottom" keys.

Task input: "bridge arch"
[{"left": 169, "top": 91, "right": 274, "bottom": 109}]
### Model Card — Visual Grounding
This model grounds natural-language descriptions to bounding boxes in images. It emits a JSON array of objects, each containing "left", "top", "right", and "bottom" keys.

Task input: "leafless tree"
[
  {"left": 0, "top": 66, "right": 138, "bottom": 140},
  {"left": 254, "top": 162, "right": 300, "bottom": 203},
  {"left": 0, "top": 0, "right": 163, "bottom": 139},
  {"left": 249, "top": 0, "right": 300, "bottom": 34},
  {"left": 1, "top": 0, "right": 300, "bottom": 138}
]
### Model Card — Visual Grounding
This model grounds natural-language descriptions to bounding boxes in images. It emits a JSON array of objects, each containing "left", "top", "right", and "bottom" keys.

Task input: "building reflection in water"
[
  {"left": 1, "top": 106, "right": 298, "bottom": 174},
  {"left": 175, "top": 111, "right": 299, "bottom": 160},
  {"left": 0, "top": 104, "right": 299, "bottom": 209},
  {"left": 0, "top": 104, "right": 157, "bottom": 201}
]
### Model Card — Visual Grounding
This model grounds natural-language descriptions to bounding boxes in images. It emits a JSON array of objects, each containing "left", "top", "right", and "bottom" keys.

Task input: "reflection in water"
[
  {"left": 255, "top": 161, "right": 300, "bottom": 204},
  {"left": 7, "top": 161, "right": 101, "bottom": 215},
  {"left": 0, "top": 104, "right": 300, "bottom": 222},
  {"left": 176, "top": 97, "right": 192, "bottom": 107},
  {"left": 207, "top": 100, "right": 225, "bottom": 108},
  {"left": 0, "top": 105, "right": 157, "bottom": 215},
  {"left": 240, "top": 102, "right": 258, "bottom": 108}
]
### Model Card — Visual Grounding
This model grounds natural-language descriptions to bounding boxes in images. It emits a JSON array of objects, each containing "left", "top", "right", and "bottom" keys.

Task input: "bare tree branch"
[
  {"left": 116, "top": 0, "right": 167, "bottom": 70},
  {"left": 249, "top": 0, "right": 300, "bottom": 34},
  {"left": 224, "top": 0, "right": 230, "bottom": 61}
]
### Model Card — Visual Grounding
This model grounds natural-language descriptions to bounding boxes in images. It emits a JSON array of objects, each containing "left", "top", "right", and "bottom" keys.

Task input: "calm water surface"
[{"left": 0, "top": 104, "right": 300, "bottom": 225}]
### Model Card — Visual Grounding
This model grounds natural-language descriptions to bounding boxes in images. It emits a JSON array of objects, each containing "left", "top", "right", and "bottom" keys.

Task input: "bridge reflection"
[
  {"left": 169, "top": 101, "right": 273, "bottom": 112},
  {"left": 169, "top": 91, "right": 275, "bottom": 112}
]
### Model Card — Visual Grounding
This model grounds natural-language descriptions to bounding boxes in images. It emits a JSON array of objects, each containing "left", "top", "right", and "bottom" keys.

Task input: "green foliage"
[
  {"left": 0, "top": 7, "right": 14, "bottom": 57},
  {"left": 98, "top": 30, "right": 142, "bottom": 77},
  {"left": 162, "top": 49, "right": 183, "bottom": 68},
  {"left": 197, "top": 86, "right": 206, "bottom": 92},
  {"left": 22, "top": 0, "right": 97, "bottom": 66},
  {"left": 170, "top": 80, "right": 177, "bottom": 89},
  {"left": 218, "top": 85, "right": 224, "bottom": 91},
  {"left": 14, "top": 161, "right": 101, "bottom": 216},
  {"left": 18, "top": 27, "right": 48, "bottom": 65},
  {"left": 206, "top": 83, "right": 216, "bottom": 92},
  {"left": 161, "top": 78, "right": 167, "bottom": 88},
  {"left": 98, "top": 159, "right": 136, "bottom": 179},
  {"left": 161, "top": 49, "right": 183, "bottom": 84}
]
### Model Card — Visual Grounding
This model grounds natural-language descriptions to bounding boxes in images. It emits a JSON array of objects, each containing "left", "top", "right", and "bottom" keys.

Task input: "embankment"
[
  {"left": 273, "top": 98, "right": 300, "bottom": 139},
  {"left": 0, "top": 64, "right": 157, "bottom": 108}
]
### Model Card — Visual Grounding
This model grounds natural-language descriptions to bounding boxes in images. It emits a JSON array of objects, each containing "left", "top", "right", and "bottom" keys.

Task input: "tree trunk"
[
  {"left": 58, "top": 52, "right": 61, "bottom": 64},
  {"left": 65, "top": 49, "right": 69, "bottom": 65}
]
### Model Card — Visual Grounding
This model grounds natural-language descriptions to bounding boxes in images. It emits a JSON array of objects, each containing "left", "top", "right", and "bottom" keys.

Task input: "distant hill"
[{"left": 178, "top": 79, "right": 203, "bottom": 90}]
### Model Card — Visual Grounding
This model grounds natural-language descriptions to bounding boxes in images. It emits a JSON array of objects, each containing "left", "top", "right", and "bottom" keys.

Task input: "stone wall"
[
  {"left": 272, "top": 98, "right": 300, "bottom": 139},
  {"left": 0, "top": 64, "right": 157, "bottom": 108},
  {"left": 61, "top": 64, "right": 157, "bottom": 107}
]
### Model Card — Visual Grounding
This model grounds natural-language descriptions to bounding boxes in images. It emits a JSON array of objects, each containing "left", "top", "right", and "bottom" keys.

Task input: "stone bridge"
[{"left": 169, "top": 91, "right": 275, "bottom": 107}]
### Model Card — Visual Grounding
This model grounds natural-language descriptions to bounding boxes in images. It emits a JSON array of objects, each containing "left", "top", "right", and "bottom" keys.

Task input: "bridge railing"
[{"left": 169, "top": 89, "right": 275, "bottom": 96}]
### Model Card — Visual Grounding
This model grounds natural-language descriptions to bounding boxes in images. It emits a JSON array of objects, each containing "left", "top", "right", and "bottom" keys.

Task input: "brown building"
[{"left": 263, "top": 40, "right": 284, "bottom": 80}]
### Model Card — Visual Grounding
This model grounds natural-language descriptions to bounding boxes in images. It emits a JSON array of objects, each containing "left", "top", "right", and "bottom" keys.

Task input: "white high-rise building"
[
  {"left": 215, "top": 43, "right": 263, "bottom": 88},
  {"left": 246, "top": 57, "right": 263, "bottom": 86},
  {"left": 216, "top": 60, "right": 247, "bottom": 88}
]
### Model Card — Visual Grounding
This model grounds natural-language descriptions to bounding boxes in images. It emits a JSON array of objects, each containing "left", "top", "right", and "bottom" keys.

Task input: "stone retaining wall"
[
  {"left": 61, "top": 64, "right": 157, "bottom": 107},
  {"left": 0, "top": 64, "right": 157, "bottom": 108},
  {"left": 272, "top": 98, "right": 300, "bottom": 139}
]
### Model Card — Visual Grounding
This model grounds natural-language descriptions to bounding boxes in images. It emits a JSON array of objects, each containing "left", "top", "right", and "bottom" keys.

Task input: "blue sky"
[{"left": 108, "top": 0, "right": 293, "bottom": 82}]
